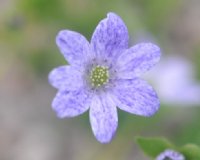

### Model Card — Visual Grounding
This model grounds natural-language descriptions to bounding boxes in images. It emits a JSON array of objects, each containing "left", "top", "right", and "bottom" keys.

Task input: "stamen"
[{"left": 90, "top": 65, "right": 109, "bottom": 88}]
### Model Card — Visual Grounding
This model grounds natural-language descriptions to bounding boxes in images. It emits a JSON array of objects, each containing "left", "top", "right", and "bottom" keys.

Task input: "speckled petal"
[
  {"left": 52, "top": 89, "right": 91, "bottom": 118},
  {"left": 117, "top": 43, "right": 161, "bottom": 78},
  {"left": 156, "top": 149, "right": 185, "bottom": 160},
  {"left": 48, "top": 65, "right": 83, "bottom": 91},
  {"left": 113, "top": 78, "right": 159, "bottom": 117},
  {"left": 91, "top": 12, "right": 129, "bottom": 60},
  {"left": 89, "top": 93, "right": 118, "bottom": 143},
  {"left": 56, "top": 30, "right": 92, "bottom": 66}
]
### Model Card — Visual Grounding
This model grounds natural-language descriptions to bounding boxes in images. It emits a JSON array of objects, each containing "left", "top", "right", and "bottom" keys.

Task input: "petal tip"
[
  {"left": 106, "top": 12, "right": 118, "bottom": 18},
  {"left": 145, "top": 98, "right": 160, "bottom": 117},
  {"left": 95, "top": 130, "right": 117, "bottom": 144},
  {"left": 143, "top": 42, "right": 161, "bottom": 54},
  {"left": 48, "top": 68, "right": 58, "bottom": 89},
  {"left": 55, "top": 30, "right": 67, "bottom": 46}
]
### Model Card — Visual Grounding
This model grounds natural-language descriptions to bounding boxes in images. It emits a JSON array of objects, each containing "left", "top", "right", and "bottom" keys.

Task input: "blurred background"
[{"left": 1, "top": 0, "right": 200, "bottom": 159}]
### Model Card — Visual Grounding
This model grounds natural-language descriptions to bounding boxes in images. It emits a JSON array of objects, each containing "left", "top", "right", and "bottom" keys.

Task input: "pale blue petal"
[
  {"left": 91, "top": 12, "right": 129, "bottom": 60},
  {"left": 52, "top": 89, "right": 92, "bottom": 118},
  {"left": 117, "top": 43, "right": 161, "bottom": 78},
  {"left": 48, "top": 65, "right": 83, "bottom": 91},
  {"left": 113, "top": 78, "right": 160, "bottom": 117},
  {"left": 56, "top": 30, "right": 93, "bottom": 66},
  {"left": 156, "top": 149, "right": 185, "bottom": 160},
  {"left": 89, "top": 92, "right": 118, "bottom": 143}
]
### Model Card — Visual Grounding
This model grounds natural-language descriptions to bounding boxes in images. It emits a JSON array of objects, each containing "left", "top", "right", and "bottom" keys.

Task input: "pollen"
[{"left": 90, "top": 65, "right": 109, "bottom": 87}]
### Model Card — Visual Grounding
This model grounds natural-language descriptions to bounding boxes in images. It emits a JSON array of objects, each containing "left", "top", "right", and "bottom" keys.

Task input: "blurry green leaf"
[
  {"left": 133, "top": 0, "right": 182, "bottom": 33},
  {"left": 22, "top": 49, "right": 66, "bottom": 76},
  {"left": 19, "top": 0, "right": 66, "bottom": 22},
  {"left": 136, "top": 136, "right": 175, "bottom": 158},
  {"left": 180, "top": 144, "right": 200, "bottom": 160}
]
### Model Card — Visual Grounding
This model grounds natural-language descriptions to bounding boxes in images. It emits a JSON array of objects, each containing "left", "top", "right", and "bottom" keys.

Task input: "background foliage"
[{"left": 1, "top": 0, "right": 200, "bottom": 159}]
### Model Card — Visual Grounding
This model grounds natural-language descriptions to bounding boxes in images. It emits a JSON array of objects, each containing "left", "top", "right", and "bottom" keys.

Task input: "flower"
[
  {"left": 156, "top": 149, "right": 185, "bottom": 160},
  {"left": 49, "top": 12, "right": 161, "bottom": 143},
  {"left": 145, "top": 56, "right": 200, "bottom": 106}
]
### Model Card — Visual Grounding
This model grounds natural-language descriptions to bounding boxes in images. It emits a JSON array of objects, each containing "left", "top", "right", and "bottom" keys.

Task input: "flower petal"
[
  {"left": 89, "top": 93, "right": 118, "bottom": 143},
  {"left": 113, "top": 78, "right": 160, "bottom": 117},
  {"left": 91, "top": 12, "right": 129, "bottom": 60},
  {"left": 52, "top": 89, "right": 92, "bottom": 118},
  {"left": 117, "top": 43, "right": 161, "bottom": 78},
  {"left": 156, "top": 149, "right": 185, "bottom": 160},
  {"left": 48, "top": 65, "right": 83, "bottom": 90},
  {"left": 56, "top": 30, "right": 92, "bottom": 66}
]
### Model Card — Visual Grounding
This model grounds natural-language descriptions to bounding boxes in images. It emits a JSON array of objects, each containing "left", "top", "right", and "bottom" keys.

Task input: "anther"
[{"left": 90, "top": 65, "right": 109, "bottom": 88}]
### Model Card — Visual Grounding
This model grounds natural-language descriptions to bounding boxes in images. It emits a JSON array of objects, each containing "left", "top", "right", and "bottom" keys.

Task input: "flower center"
[{"left": 90, "top": 65, "right": 109, "bottom": 87}]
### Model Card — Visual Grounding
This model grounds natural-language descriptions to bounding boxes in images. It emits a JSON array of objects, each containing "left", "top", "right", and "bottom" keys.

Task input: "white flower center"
[{"left": 90, "top": 65, "right": 109, "bottom": 87}]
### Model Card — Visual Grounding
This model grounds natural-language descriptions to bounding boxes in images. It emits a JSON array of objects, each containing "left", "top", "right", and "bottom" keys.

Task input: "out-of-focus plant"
[
  {"left": 136, "top": 136, "right": 200, "bottom": 160},
  {"left": 145, "top": 56, "right": 200, "bottom": 106}
]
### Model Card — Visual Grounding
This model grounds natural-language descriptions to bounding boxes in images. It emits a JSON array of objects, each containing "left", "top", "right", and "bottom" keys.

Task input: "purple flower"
[
  {"left": 156, "top": 149, "right": 185, "bottom": 160},
  {"left": 145, "top": 56, "right": 200, "bottom": 106},
  {"left": 49, "top": 12, "right": 161, "bottom": 143}
]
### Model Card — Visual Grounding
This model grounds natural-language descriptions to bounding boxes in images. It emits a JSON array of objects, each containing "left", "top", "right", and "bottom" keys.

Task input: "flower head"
[
  {"left": 156, "top": 149, "right": 185, "bottom": 160},
  {"left": 49, "top": 12, "right": 161, "bottom": 143},
  {"left": 145, "top": 56, "right": 200, "bottom": 106}
]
